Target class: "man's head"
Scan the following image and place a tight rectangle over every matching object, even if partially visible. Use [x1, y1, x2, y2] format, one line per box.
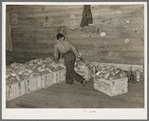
[57, 33, 65, 40]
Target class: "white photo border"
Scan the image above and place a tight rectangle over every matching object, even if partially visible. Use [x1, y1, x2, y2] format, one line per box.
[2, 2, 148, 119]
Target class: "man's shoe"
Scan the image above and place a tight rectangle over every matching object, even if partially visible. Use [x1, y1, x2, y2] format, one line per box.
[82, 80, 87, 87]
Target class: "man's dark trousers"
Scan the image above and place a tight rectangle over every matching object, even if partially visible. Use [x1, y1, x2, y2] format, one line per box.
[63, 51, 85, 85]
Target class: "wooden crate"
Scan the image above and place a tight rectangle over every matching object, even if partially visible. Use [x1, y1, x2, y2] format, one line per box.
[51, 71, 60, 84]
[36, 76, 42, 89]
[6, 81, 25, 101]
[6, 69, 66, 100]
[94, 76, 128, 97]
[52, 72, 57, 84]
[56, 71, 60, 83]
[41, 73, 53, 88]
[74, 66, 94, 81]
[24, 76, 42, 94]
[59, 69, 66, 82]
[41, 69, 66, 88]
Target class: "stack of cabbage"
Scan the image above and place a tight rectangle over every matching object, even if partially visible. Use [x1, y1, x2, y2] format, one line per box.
[95, 64, 128, 81]
[6, 57, 65, 85]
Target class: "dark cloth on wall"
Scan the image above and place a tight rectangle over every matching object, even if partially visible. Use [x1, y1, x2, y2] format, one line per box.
[80, 5, 93, 28]
[6, 12, 12, 51]
[63, 51, 85, 85]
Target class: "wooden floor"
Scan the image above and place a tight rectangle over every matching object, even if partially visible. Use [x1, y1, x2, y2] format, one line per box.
[6, 78, 144, 108]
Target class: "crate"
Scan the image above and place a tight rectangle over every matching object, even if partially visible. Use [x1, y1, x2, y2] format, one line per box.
[59, 69, 66, 82]
[24, 76, 42, 94]
[51, 72, 57, 84]
[94, 76, 128, 97]
[6, 81, 26, 101]
[41, 73, 53, 88]
[74, 66, 94, 81]
[36, 76, 42, 89]
[6, 69, 66, 101]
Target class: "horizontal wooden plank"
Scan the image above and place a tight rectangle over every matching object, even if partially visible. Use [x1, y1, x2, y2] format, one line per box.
[13, 52, 53, 58]
[13, 57, 36, 63]
[120, 51, 144, 58]
[9, 4, 143, 10]
[13, 54, 54, 63]
[12, 38, 24, 42]
[6, 51, 13, 56]
[13, 42, 49, 48]
[6, 56, 14, 61]
[11, 33, 24, 38]
[36, 39, 56, 44]
[97, 45, 144, 52]
[121, 57, 144, 65]
[96, 50, 144, 58]
[82, 55, 144, 65]
[77, 49, 143, 58]
[35, 36, 53, 40]
[17, 15, 66, 23]
[67, 29, 144, 38]
[91, 62, 144, 72]
[75, 44, 95, 50]
[11, 28, 25, 33]
[75, 43, 144, 52]
[10, 5, 83, 14]
[13, 21, 66, 28]
[13, 47, 54, 53]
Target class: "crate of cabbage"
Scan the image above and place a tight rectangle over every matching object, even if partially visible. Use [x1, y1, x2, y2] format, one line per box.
[6, 57, 66, 101]
[93, 65, 128, 97]
[6, 69, 66, 100]
[74, 60, 95, 81]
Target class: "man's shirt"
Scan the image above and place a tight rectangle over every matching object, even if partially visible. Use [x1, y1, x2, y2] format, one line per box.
[54, 40, 79, 60]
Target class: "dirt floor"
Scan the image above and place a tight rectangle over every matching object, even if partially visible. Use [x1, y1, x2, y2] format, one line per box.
[6, 78, 144, 108]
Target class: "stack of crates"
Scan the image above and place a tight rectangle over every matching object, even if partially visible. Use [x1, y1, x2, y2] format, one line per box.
[6, 69, 66, 101]
[94, 76, 128, 97]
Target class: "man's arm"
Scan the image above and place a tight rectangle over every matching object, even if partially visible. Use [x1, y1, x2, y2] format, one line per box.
[54, 45, 59, 63]
[68, 41, 81, 58]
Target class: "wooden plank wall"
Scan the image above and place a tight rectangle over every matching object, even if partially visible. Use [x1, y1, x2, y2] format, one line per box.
[6, 5, 144, 65]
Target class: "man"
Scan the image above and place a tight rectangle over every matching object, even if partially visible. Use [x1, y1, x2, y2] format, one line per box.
[54, 33, 87, 86]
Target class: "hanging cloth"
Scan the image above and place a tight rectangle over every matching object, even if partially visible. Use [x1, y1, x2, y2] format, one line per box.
[6, 12, 12, 51]
[80, 5, 93, 28]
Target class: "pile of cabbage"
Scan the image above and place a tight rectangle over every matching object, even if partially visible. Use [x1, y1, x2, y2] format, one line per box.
[95, 64, 128, 81]
[6, 57, 65, 85]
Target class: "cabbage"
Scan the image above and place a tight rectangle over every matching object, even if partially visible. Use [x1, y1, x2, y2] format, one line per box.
[11, 72, 17, 77]
[119, 71, 127, 78]
[110, 70, 116, 76]
[107, 75, 114, 80]
[102, 72, 110, 80]
[10, 62, 18, 68]
[115, 68, 122, 74]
